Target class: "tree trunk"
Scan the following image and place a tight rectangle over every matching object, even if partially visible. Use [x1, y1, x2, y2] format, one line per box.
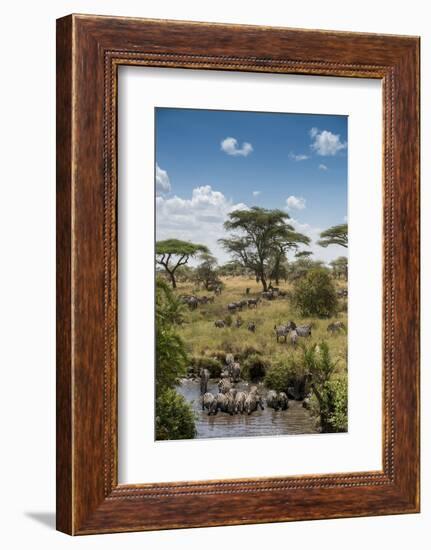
[167, 270, 176, 289]
[260, 275, 268, 291]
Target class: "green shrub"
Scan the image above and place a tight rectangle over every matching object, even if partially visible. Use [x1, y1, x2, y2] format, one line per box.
[326, 377, 348, 432]
[156, 280, 189, 394]
[155, 389, 197, 440]
[190, 356, 223, 378]
[238, 345, 262, 359]
[264, 359, 292, 393]
[242, 353, 268, 381]
[298, 341, 347, 432]
[292, 268, 337, 318]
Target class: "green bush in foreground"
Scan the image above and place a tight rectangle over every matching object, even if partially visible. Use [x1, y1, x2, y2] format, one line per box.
[292, 268, 337, 318]
[301, 342, 347, 433]
[264, 359, 293, 393]
[155, 388, 197, 440]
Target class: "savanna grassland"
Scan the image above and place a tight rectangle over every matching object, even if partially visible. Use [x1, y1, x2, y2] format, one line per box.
[176, 275, 347, 380]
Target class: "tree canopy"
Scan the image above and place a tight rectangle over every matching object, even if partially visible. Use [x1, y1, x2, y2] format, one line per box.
[219, 207, 310, 290]
[295, 250, 313, 259]
[155, 239, 209, 288]
[317, 224, 348, 248]
[195, 252, 221, 290]
[329, 256, 348, 280]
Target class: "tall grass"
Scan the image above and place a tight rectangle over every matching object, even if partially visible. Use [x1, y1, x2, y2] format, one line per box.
[174, 276, 347, 377]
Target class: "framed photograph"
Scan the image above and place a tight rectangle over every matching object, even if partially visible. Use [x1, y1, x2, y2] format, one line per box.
[56, 14, 420, 535]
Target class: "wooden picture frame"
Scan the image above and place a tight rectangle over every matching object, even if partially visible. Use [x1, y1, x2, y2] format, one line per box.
[56, 14, 420, 535]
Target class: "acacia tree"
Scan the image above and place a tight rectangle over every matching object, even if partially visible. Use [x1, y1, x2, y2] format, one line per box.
[195, 252, 220, 290]
[295, 250, 313, 259]
[156, 239, 209, 288]
[330, 256, 348, 280]
[269, 231, 311, 285]
[317, 224, 348, 248]
[219, 207, 309, 291]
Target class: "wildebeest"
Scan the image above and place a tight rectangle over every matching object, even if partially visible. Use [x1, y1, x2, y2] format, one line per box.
[214, 319, 226, 328]
[296, 324, 312, 337]
[238, 300, 248, 309]
[327, 321, 346, 334]
[227, 302, 239, 312]
[214, 286, 222, 295]
[274, 324, 290, 343]
[247, 321, 256, 333]
[202, 392, 218, 415]
[187, 296, 199, 310]
[235, 317, 243, 328]
[244, 392, 265, 415]
[262, 291, 275, 300]
[247, 298, 260, 308]
[200, 368, 210, 394]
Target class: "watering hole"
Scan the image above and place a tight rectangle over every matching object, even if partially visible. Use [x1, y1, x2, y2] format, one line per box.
[177, 379, 319, 440]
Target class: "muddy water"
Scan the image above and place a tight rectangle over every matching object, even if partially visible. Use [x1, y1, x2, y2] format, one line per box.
[177, 379, 319, 439]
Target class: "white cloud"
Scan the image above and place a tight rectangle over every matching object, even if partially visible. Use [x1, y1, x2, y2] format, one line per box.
[156, 185, 247, 263]
[289, 152, 310, 161]
[221, 137, 253, 157]
[310, 128, 347, 156]
[155, 164, 171, 195]
[252, 190, 261, 197]
[318, 163, 328, 171]
[286, 195, 306, 210]
[289, 217, 346, 264]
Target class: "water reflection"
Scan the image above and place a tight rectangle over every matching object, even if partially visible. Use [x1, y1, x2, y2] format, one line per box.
[177, 379, 318, 439]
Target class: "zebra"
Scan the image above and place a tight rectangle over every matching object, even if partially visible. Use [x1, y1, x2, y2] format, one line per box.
[200, 368, 210, 394]
[218, 378, 232, 394]
[231, 362, 241, 382]
[274, 324, 290, 343]
[296, 324, 312, 337]
[202, 393, 218, 415]
[234, 391, 247, 414]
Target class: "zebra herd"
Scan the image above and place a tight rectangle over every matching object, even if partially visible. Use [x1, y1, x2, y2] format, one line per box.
[200, 353, 290, 417]
[184, 285, 346, 347]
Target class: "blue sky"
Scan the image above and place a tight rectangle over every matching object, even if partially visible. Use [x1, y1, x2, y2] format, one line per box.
[155, 107, 347, 264]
